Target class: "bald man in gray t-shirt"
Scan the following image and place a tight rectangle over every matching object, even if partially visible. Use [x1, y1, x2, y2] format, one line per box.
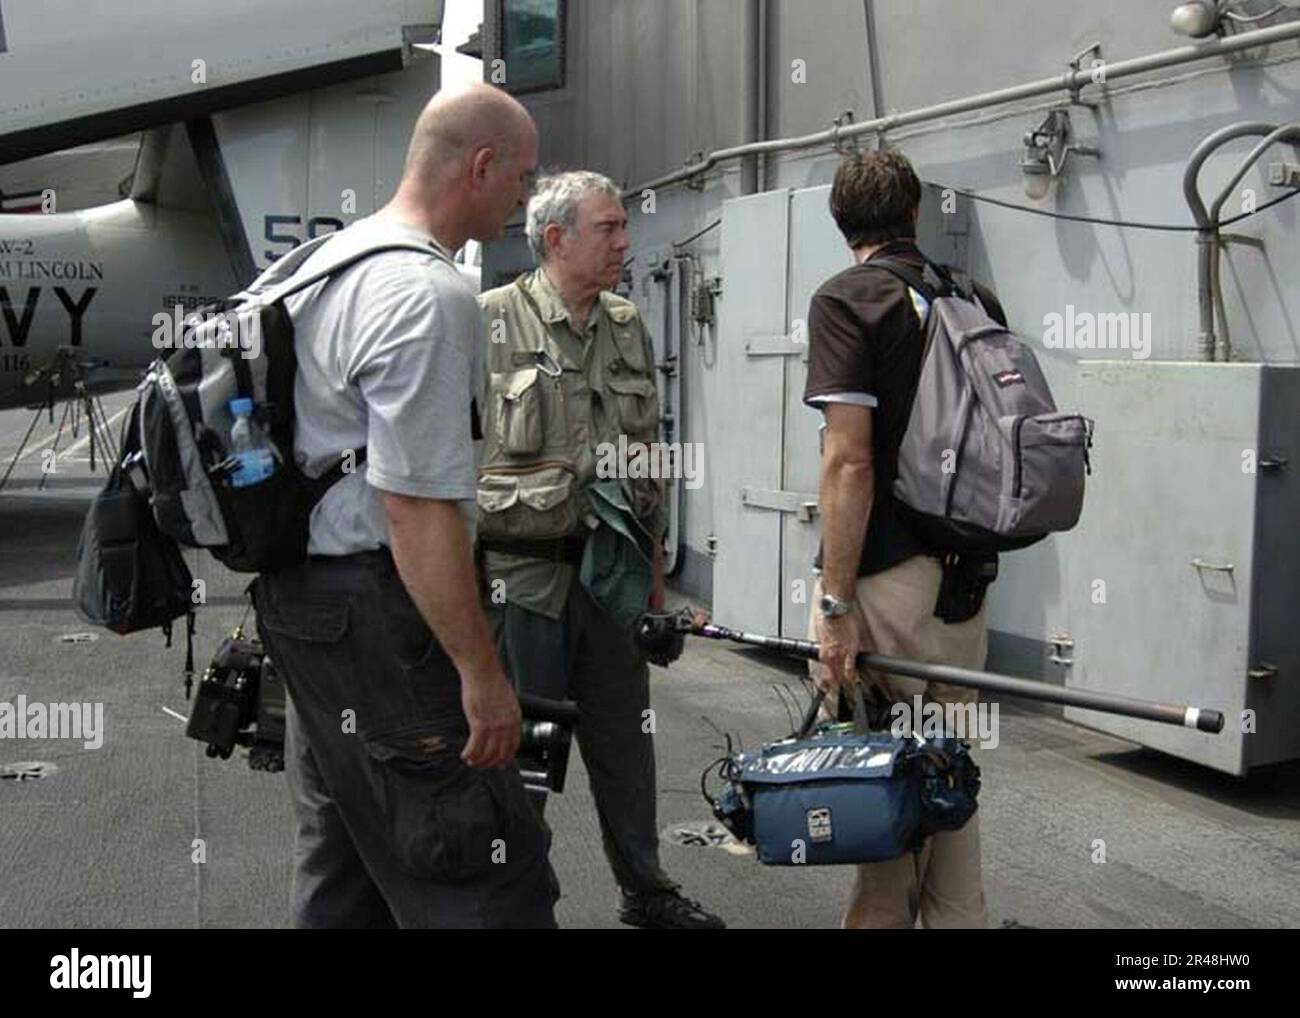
[252, 84, 557, 929]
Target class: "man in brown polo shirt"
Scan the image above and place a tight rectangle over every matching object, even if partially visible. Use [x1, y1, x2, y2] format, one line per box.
[804, 149, 1007, 929]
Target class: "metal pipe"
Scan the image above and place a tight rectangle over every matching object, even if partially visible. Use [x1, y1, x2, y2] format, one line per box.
[671, 256, 692, 577]
[690, 621, 1227, 734]
[1224, 4, 1289, 24]
[1208, 123, 1300, 222]
[623, 20, 1300, 199]
[740, 0, 762, 195]
[758, 0, 772, 190]
[1183, 121, 1274, 359]
[1206, 123, 1300, 360]
[1210, 236, 1233, 361]
[863, 0, 887, 127]
[1182, 120, 1300, 360]
[653, 258, 680, 574]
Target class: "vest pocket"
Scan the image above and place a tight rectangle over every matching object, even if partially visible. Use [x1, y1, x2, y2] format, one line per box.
[496, 367, 544, 456]
[477, 465, 578, 541]
[606, 376, 659, 437]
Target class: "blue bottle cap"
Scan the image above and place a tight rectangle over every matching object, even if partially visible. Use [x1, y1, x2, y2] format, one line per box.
[229, 397, 254, 416]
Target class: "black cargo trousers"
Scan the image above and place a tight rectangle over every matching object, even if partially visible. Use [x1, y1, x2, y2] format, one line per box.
[252, 550, 559, 929]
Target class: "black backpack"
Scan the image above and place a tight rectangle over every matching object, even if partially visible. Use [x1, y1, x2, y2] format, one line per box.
[73, 233, 449, 650]
[136, 233, 445, 572]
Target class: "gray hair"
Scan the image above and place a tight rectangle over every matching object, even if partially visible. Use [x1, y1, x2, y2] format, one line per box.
[525, 170, 622, 263]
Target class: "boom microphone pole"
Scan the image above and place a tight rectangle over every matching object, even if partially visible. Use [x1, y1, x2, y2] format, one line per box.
[636, 611, 1226, 735]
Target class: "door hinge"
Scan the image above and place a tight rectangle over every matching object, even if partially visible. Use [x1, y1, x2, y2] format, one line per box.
[1048, 633, 1074, 667]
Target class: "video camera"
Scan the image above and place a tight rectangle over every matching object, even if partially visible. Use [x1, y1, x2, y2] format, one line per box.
[184, 627, 286, 771]
[515, 693, 578, 795]
[185, 627, 579, 792]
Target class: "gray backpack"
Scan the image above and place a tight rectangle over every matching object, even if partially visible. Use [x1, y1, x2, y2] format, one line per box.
[870, 257, 1092, 553]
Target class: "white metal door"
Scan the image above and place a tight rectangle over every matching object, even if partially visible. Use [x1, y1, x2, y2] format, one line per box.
[709, 190, 790, 634]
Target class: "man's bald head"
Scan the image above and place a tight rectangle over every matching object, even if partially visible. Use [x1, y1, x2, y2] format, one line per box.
[401, 82, 535, 186]
[385, 83, 538, 249]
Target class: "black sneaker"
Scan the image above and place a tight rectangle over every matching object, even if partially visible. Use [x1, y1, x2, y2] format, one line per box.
[619, 889, 726, 930]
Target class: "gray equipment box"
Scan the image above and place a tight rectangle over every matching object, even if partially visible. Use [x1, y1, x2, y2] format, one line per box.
[1064, 361, 1300, 774]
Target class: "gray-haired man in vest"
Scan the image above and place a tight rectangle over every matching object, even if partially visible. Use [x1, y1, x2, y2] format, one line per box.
[477, 171, 724, 929]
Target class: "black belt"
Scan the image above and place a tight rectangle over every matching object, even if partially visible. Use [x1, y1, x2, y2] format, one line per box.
[479, 535, 587, 565]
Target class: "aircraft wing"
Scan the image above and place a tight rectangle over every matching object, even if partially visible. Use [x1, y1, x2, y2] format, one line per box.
[0, 0, 443, 165]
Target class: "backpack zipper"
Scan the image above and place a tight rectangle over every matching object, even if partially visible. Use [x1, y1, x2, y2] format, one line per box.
[1013, 413, 1089, 499]
[1012, 415, 1026, 500]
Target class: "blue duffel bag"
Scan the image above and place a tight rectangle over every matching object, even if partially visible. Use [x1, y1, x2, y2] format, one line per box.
[705, 687, 979, 865]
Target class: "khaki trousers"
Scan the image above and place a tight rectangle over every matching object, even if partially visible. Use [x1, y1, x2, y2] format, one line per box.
[809, 554, 989, 929]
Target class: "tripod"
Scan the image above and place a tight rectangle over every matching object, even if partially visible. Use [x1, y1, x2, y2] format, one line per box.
[0, 349, 121, 495]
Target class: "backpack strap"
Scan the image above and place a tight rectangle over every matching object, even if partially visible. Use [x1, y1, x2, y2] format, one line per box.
[254, 236, 448, 508]
[945, 266, 977, 303]
[302, 448, 368, 508]
[237, 233, 335, 298]
[259, 237, 454, 308]
[222, 234, 452, 401]
[939, 264, 986, 313]
[865, 255, 936, 302]
[865, 254, 969, 304]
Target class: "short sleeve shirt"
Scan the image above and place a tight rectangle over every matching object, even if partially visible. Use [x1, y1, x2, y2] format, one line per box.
[283, 214, 485, 556]
[802, 240, 1006, 576]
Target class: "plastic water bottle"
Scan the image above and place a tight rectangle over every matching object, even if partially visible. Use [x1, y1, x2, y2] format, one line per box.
[227, 398, 276, 487]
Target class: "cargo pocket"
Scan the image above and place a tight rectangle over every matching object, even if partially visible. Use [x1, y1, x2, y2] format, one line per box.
[1000, 413, 1090, 536]
[495, 367, 544, 456]
[258, 594, 350, 645]
[255, 595, 352, 716]
[606, 376, 659, 437]
[256, 598, 351, 652]
[363, 722, 546, 883]
[476, 465, 578, 541]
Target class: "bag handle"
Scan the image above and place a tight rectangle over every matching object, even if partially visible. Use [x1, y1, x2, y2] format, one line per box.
[796, 683, 875, 738]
